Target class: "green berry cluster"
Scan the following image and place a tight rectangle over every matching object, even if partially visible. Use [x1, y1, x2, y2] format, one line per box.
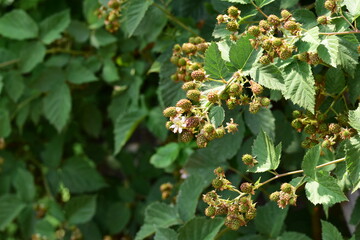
[203, 167, 257, 230]
[241, 154, 258, 167]
[269, 183, 298, 208]
[324, 0, 341, 13]
[160, 183, 173, 200]
[96, 0, 124, 32]
[296, 51, 322, 65]
[216, 6, 242, 40]
[249, 10, 302, 64]
[290, 110, 355, 149]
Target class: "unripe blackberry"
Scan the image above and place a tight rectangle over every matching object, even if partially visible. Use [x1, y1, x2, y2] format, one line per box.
[260, 97, 270, 107]
[212, 178, 223, 189]
[189, 37, 196, 44]
[170, 56, 179, 65]
[297, 52, 309, 62]
[329, 123, 341, 134]
[279, 48, 292, 60]
[184, 74, 192, 82]
[317, 15, 329, 25]
[229, 83, 242, 94]
[182, 82, 197, 91]
[292, 110, 302, 118]
[176, 99, 192, 111]
[180, 131, 194, 143]
[317, 113, 327, 122]
[191, 70, 206, 81]
[242, 154, 257, 166]
[215, 128, 225, 138]
[216, 204, 228, 215]
[214, 167, 225, 177]
[272, 38, 283, 47]
[185, 117, 200, 128]
[245, 208, 256, 220]
[318, 123, 328, 133]
[336, 114, 348, 126]
[203, 123, 215, 133]
[261, 39, 272, 51]
[240, 182, 254, 194]
[197, 43, 208, 52]
[304, 124, 317, 135]
[226, 98, 237, 109]
[267, 14, 281, 26]
[205, 206, 216, 217]
[226, 21, 239, 32]
[195, 36, 205, 44]
[160, 182, 173, 192]
[203, 191, 218, 204]
[196, 134, 208, 148]
[225, 217, 242, 230]
[248, 26, 261, 37]
[166, 121, 172, 129]
[207, 91, 219, 103]
[239, 204, 249, 213]
[216, 14, 225, 24]
[186, 89, 201, 101]
[301, 138, 312, 148]
[249, 100, 261, 114]
[281, 183, 294, 194]
[220, 91, 229, 100]
[178, 58, 187, 66]
[284, 21, 298, 31]
[291, 119, 303, 130]
[340, 128, 351, 139]
[259, 20, 270, 31]
[108, 0, 120, 9]
[259, 55, 271, 64]
[163, 107, 177, 117]
[308, 52, 321, 65]
[250, 39, 257, 49]
[324, 0, 336, 11]
[281, 9, 292, 19]
[173, 44, 181, 52]
[289, 197, 297, 206]
[322, 139, 332, 148]
[269, 191, 281, 201]
[227, 6, 240, 18]
[249, 80, 263, 95]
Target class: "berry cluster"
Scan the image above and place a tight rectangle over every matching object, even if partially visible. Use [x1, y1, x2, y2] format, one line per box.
[324, 0, 341, 13]
[269, 183, 298, 208]
[203, 167, 257, 230]
[290, 110, 355, 149]
[216, 6, 242, 40]
[96, 0, 124, 32]
[241, 154, 258, 167]
[164, 38, 271, 147]
[160, 182, 173, 200]
[248, 10, 301, 64]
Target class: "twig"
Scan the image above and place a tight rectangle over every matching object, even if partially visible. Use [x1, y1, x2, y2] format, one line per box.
[250, 0, 268, 18]
[0, 59, 19, 68]
[319, 30, 360, 36]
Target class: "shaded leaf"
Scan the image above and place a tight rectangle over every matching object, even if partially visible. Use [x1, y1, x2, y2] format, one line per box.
[19, 41, 46, 73]
[178, 217, 224, 240]
[321, 220, 343, 240]
[65, 195, 97, 225]
[0, 194, 25, 231]
[40, 9, 71, 44]
[302, 144, 321, 179]
[13, 168, 36, 202]
[0, 9, 38, 40]
[348, 106, 360, 132]
[255, 202, 288, 238]
[150, 143, 180, 168]
[122, 0, 153, 37]
[155, 228, 178, 240]
[245, 107, 275, 140]
[345, 136, 360, 192]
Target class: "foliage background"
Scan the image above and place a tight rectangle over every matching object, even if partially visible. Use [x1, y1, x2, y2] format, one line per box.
[0, 0, 359, 239]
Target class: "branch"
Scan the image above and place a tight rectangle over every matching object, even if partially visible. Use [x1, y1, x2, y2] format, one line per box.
[250, 0, 268, 18]
[319, 30, 360, 36]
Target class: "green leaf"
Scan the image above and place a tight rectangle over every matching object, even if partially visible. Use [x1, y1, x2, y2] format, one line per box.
[60, 156, 106, 194]
[65, 195, 97, 225]
[0, 9, 38, 40]
[0, 108, 11, 138]
[345, 136, 360, 192]
[18, 41, 46, 73]
[209, 106, 225, 127]
[177, 175, 208, 222]
[204, 43, 230, 80]
[348, 106, 360, 132]
[146, 107, 168, 141]
[349, 68, 360, 104]
[122, 0, 153, 37]
[344, 0, 360, 19]
[39, 9, 70, 44]
[13, 168, 36, 202]
[150, 143, 180, 168]
[66, 62, 97, 84]
[305, 172, 348, 205]
[102, 58, 120, 82]
[223, 0, 250, 3]
[337, 36, 359, 77]
[245, 107, 275, 140]
[302, 27, 321, 47]
[229, 35, 260, 71]
[293, 9, 317, 29]
[103, 202, 130, 234]
[90, 28, 117, 48]
[67, 20, 90, 43]
[114, 110, 147, 155]
[43, 82, 72, 132]
[178, 217, 224, 240]
[249, 64, 285, 92]
[321, 220, 343, 240]
[325, 68, 345, 95]
[155, 228, 178, 240]
[301, 144, 321, 179]
[318, 35, 339, 67]
[4, 71, 25, 102]
[41, 135, 64, 168]
[255, 0, 274, 7]
[315, 0, 328, 16]
[249, 131, 281, 173]
[279, 232, 311, 240]
[283, 61, 315, 114]
[255, 202, 288, 238]
[83, 0, 103, 28]
[350, 196, 360, 225]
[0, 194, 25, 231]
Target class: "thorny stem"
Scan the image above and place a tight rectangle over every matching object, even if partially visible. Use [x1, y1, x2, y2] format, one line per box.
[152, 2, 198, 36]
[250, 0, 268, 18]
[255, 157, 346, 189]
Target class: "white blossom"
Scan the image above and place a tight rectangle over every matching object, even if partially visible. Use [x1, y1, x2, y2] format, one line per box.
[169, 116, 187, 133]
